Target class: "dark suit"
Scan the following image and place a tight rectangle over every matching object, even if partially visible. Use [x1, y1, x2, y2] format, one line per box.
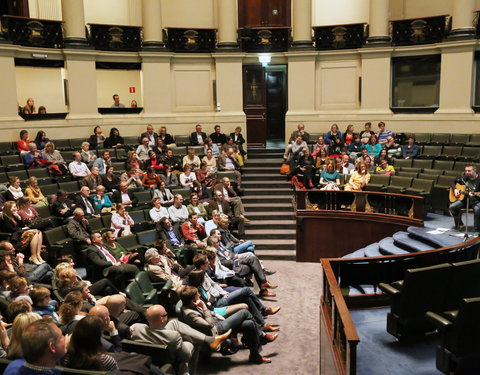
[52, 199, 76, 222]
[66, 218, 92, 251]
[74, 194, 100, 217]
[158, 226, 197, 266]
[112, 190, 138, 208]
[80, 174, 103, 190]
[207, 199, 244, 236]
[85, 244, 138, 288]
[230, 132, 246, 155]
[210, 132, 227, 145]
[140, 131, 158, 146]
[189, 131, 208, 146]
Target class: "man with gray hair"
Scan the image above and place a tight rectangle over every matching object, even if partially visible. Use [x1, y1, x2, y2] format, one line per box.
[66, 208, 92, 250]
[167, 194, 189, 226]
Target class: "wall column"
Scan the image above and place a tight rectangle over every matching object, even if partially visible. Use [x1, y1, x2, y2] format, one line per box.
[217, 0, 239, 50]
[61, 0, 88, 48]
[366, 0, 390, 45]
[291, 0, 313, 49]
[142, 0, 165, 49]
[449, 0, 476, 39]
[360, 49, 392, 114]
[0, 51, 21, 121]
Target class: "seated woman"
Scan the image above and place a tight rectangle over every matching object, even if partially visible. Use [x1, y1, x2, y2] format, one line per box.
[149, 197, 169, 223]
[127, 151, 144, 175]
[92, 185, 113, 213]
[196, 162, 216, 188]
[187, 193, 208, 223]
[288, 148, 315, 189]
[33, 130, 50, 151]
[153, 137, 168, 157]
[315, 148, 330, 170]
[360, 122, 373, 145]
[111, 203, 134, 237]
[161, 165, 179, 188]
[202, 148, 218, 173]
[158, 126, 175, 147]
[24, 177, 48, 207]
[101, 166, 120, 193]
[104, 127, 125, 149]
[58, 291, 85, 333]
[6, 276, 33, 304]
[88, 126, 105, 149]
[325, 124, 342, 144]
[144, 150, 164, 171]
[142, 166, 162, 190]
[344, 162, 371, 191]
[43, 142, 67, 174]
[102, 230, 140, 265]
[16, 130, 30, 154]
[154, 180, 174, 206]
[348, 134, 364, 162]
[24, 143, 45, 169]
[179, 164, 197, 189]
[5, 176, 24, 201]
[375, 157, 395, 176]
[180, 285, 272, 364]
[80, 141, 97, 166]
[62, 315, 119, 372]
[6, 312, 42, 360]
[22, 99, 36, 115]
[319, 162, 340, 190]
[17, 196, 54, 231]
[312, 136, 328, 158]
[328, 135, 345, 158]
[0, 201, 45, 264]
[363, 155, 375, 173]
[342, 124, 356, 146]
[365, 134, 382, 159]
[375, 149, 392, 166]
[217, 217, 254, 254]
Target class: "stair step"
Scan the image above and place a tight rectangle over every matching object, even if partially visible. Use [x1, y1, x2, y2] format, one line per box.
[243, 195, 292, 204]
[247, 148, 284, 154]
[247, 221, 296, 229]
[243, 174, 286, 181]
[256, 249, 296, 261]
[245, 212, 295, 220]
[243, 167, 282, 174]
[244, 203, 293, 212]
[243, 181, 290, 189]
[248, 153, 284, 159]
[246, 229, 296, 239]
[244, 188, 291, 196]
[254, 239, 296, 250]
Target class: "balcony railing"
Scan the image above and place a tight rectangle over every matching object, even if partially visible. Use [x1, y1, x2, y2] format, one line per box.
[88, 23, 142, 52]
[391, 15, 451, 46]
[165, 28, 216, 53]
[1, 15, 63, 48]
[313, 23, 367, 50]
[238, 27, 291, 52]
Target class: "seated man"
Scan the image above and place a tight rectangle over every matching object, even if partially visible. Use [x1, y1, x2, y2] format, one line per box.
[103, 294, 144, 340]
[88, 304, 123, 352]
[340, 154, 355, 175]
[214, 177, 250, 222]
[131, 304, 231, 375]
[167, 194, 189, 226]
[283, 123, 310, 161]
[4, 319, 66, 375]
[285, 134, 308, 165]
[111, 94, 125, 108]
[69, 151, 90, 179]
[66, 208, 92, 251]
[141, 124, 158, 147]
[158, 217, 197, 265]
[144, 245, 193, 288]
[207, 191, 245, 237]
[205, 209, 220, 235]
[190, 124, 207, 146]
[74, 186, 100, 218]
[120, 165, 144, 191]
[402, 136, 420, 160]
[136, 137, 152, 161]
[375, 158, 395, 175]
[86, 232, 139, 289]
[449, 163, 480, 231]
[208, 231, 277, 298]
[163, 148, 183, 172]
[112, 182, 139, 209]
[80, 166, 103, 191]
[210, 124, 227, 146]
[384, 136, 402, 159]
[218, 147, 242, 187]
[376, 121, 393, 145]
[181, 213, 206, 248]
[182, 148, 201, 170]
[52, 189, 76, 223]
[92, 150, 111, 175]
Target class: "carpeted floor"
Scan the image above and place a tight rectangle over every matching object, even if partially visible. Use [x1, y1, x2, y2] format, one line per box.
[197, 259, 322, 375]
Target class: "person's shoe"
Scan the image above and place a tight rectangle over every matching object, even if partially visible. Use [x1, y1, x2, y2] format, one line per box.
[209, 329, 232, 351]
[263, 268, 276, 276]
[249, 353, 272, 364]
[261, 333, 279, 344]
[263, 306, 281, 316]
[244, 278, 254, 287]
[259, 289, 276, 298]
[262, 324, 280, 332]
[240, 215, 251, 223]
[29, 257, 41, 265]
[261, 282, 278, 289]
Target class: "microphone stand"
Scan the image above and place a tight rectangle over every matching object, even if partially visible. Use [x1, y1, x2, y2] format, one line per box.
[464, 192, 470, 241]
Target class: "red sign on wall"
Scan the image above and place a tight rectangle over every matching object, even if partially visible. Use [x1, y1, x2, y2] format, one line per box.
[129, 87, 135, 93]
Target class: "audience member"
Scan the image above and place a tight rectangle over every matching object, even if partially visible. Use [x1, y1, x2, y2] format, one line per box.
[163, 148, 182, 171]
[67, 208, 92, 251]
[149, 197, 169, 223]
[288, 147, 315, 189]
[43, 142, 67, 173]
[22, 99, 36, 115]
[167, 194, 189, 225]
[190, 124, 208, 146]
[210, 125, 227, 145]
[181, 213, 206, 248]
[204, 138, 220, 158]
[359, 122, 373, 144]
[325, 124, 342, 144]
[120, 165, 143, 191]
[182, 148, 201, 169]
[187, 193, 208, 222]
[142, 166, 162, 189]
[402, 136, 420, 159]
[158, 217, 196, 264]
[93, 185, 113, 213]
[140, 124, 158, 147]
[111, 204, 134, 237]
[158, 126, 175, 146]
[145, 150, 164, 171]
[80, 142, 97, 166]
[92, 150, 111, 175]
[103, 231, 140, 265]
[24, 143, 45, 169]
[75, 186, 99, 218]
[384, 136, 402, 159]
[376, 121, 393, 145]
[153, 180, 174, 206]
[214, 177, 250, 222]
[6, 312, 42, 360]
[179, 164, 197, 188]
[52, 190, 76, 223]
[144, 244, 192, 287]
[218, 147, 243, 186]
[201, 148, 217, 173]
[69, 152, 90, 179]
[101, 166, 120, 192]
[110, 94, 125, 108]
[230, 126, 246, 156]
[38, 106, 47, 114]
[88, 126, 105, 149]
[104, 127, 125, 149]
[342, 124, 356, 145]
[80, 166, 102, 191]
[112, 182, 138, 209]
[33, 131, 50, 151]
[6, 176, 24, 201]
[24, 178, 46, 210]
[365, 134, 382, 159]
[136, 137, 152, 161]
[152, 137, 168, 157]
[30, 286, 59, 322]
[376, 158, 395, 175]
[344, 162, 371, 191]
[17, 197, 54, 231]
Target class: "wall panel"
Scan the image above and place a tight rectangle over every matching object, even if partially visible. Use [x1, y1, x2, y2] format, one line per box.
[172, 65, 213, 111]
[317, 60, 360, 109]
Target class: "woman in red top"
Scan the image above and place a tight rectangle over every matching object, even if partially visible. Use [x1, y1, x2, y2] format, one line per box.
[17, 130, 30, 153]
[343, 124, 355, 146]
[144, 150, 164, 171]
[142, 167, 162, 189]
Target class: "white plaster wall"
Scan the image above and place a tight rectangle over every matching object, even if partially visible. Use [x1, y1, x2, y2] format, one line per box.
[96, 69, 142, 107]
[313, 0, 369, 26]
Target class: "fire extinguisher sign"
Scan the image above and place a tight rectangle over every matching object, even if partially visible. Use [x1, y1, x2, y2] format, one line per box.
[129, 87, 135, 93]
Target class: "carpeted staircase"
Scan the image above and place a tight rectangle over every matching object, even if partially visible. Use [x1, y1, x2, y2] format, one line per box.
[242, 147, 296, 260]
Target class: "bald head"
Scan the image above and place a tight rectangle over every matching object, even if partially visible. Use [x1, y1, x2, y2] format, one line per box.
[146, 304, 168, 329]
[89, 305, 110, 328]
[105, 294, 126, 318]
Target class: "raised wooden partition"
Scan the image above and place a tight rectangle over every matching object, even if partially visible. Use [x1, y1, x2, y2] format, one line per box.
[294, 188, 425, 262]
[320, 237, 480, 375]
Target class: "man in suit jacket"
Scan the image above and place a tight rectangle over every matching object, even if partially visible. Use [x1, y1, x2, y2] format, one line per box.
[140, 124, 158, 147]
[214, 177, 250, 222]
[52, 189, 76, 223]
[112, 182, 138, 209]
[207, 190, 245, 236]
[158, 217, 196, 265]
[230, 126, 246, 156]
[66, 208, 92, 251]
[74, 186, 100, 218]
[86, 232, 138, 289]
[189, 124, 207, 146]
[210, 125, 227, 145]
[131, 304, 230, 375]
[80, 166, 103, 191]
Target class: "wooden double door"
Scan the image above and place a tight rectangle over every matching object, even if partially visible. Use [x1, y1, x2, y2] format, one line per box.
[238, 0, 291, 27]
[243, 65, 287, 146]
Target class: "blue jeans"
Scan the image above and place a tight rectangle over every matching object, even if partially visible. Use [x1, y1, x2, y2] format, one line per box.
[216, 287, 266, 326]
[216, 309, 262, 355]
[449, 199, 480, 229]
[233, 241, 255, 254]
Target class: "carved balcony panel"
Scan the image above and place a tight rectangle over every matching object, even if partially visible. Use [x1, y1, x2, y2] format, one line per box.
[391, 15, 451, 46]
[1, 15, 63, 48]
[88, 24, 142, 52]
[166, 28, 216, 53]
[313, 23, 367, 50]
[238, 27, 291, 52]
